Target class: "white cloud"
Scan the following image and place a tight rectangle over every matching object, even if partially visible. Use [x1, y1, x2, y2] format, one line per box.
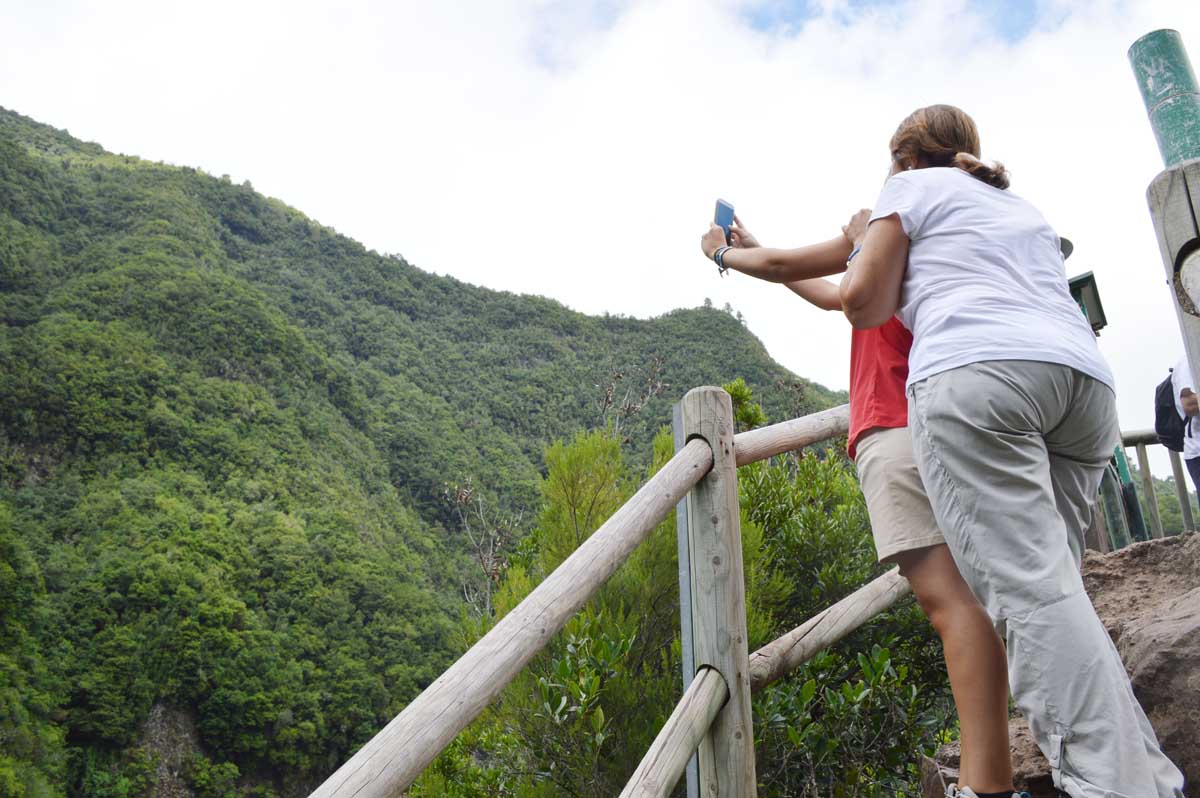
[2, 0, 1199, 477]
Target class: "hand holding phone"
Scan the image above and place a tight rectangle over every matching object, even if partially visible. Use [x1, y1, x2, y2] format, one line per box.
[714, 199, 734, 245]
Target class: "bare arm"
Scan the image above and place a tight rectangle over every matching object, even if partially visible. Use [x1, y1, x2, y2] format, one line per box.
[718, 235, 853, 283]
[700, 220, 852, 283]
[784, 277, 843, 311]
[840, 214, 909, 328]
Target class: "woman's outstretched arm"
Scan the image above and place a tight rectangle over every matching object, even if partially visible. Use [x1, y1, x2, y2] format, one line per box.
[699, 210, 869, 284]
[700, 228, 851, 283]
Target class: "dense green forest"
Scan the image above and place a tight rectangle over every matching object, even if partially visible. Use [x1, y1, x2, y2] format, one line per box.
[0, 106, 873, 798]
[5, 104, 1193, 798]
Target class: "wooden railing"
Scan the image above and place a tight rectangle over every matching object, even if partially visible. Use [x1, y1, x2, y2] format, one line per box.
[307, 392, 902, 798]
[1121, 429, 1195, 537]
[306, 387, 1198, 798]
[309, 433, 714, 798]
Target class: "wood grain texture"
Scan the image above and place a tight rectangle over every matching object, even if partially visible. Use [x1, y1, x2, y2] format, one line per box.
[618, 667, 728, 798]
[1087, 503, 1113, 554]
[1181, 249, 1200, 310]
[1135, 443, 1166, 539]
[307, 438, 714, 798]
[1168, 449, 1195, 532]
[748, 569, 910, 693]
[1147, 162, 1200, 400]
[1147, 161, 1200, 279]
[1121, 429, 1158, 447]
[733, 405, 849, 466]
[681, 387, 756, 798]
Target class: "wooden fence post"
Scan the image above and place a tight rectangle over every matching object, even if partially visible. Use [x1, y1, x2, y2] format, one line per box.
[1085, 505, 1112, 553]
[1134, 443, 1165, 539]
[1168, 449, 1195, 532]
[681, 387, 756, 798]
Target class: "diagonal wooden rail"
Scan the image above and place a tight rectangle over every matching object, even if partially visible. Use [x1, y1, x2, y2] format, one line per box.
[309, 437, 711, 798]
[749, 568, 910, 693]
[308, 403, 851, 798]
[618, 666, 729, 798]
[734, 405, 850, 466]
[620, 569, 911, 798]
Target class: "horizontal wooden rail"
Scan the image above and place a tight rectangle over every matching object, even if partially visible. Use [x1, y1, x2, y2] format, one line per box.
[734, 404, 849, 466]
[308, 438, 714, 798]
[619, 666, 728, 798]
[749, 569, 910, 693]
[1121, 428, 1158, 447]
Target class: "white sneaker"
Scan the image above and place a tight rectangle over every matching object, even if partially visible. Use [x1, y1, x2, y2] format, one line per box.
[945, 785, 1030, 798]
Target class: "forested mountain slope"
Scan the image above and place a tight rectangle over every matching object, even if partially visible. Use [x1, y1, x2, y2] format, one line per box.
[0, 107, 843, 796]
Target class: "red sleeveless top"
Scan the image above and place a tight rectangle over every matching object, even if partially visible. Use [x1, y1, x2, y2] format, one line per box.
[847, 317, 912, 460]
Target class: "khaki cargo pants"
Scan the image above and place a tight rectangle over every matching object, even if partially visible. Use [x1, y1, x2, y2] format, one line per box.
[908, 361, 1185, 798]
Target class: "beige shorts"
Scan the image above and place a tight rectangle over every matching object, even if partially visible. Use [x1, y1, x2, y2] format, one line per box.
[853, 426, 944, 562]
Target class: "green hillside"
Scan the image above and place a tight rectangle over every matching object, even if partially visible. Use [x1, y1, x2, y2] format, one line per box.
[0, 107, 844, 797]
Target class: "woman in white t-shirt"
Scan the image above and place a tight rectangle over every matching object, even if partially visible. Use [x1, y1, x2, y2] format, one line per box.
[839, 105, 1184, 798]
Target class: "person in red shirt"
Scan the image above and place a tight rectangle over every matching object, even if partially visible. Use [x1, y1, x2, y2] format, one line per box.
[699, 213, 1014, 796]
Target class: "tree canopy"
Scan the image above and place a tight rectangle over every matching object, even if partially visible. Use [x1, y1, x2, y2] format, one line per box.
[0, 106, 845, 797]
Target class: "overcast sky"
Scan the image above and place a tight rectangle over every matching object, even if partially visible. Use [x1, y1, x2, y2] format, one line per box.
[3, 0, 1200, 476]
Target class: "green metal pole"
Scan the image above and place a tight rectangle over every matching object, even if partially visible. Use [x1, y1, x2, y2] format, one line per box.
[1131, 30, 1200, 546]
[1100, 465, 1133, 550]
[1129, 29, 1200, 168]
[1112, 447, 1149, 541]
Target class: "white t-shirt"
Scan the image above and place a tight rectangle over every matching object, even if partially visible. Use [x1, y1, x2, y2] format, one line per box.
[869, 167, 1114, 391]
[1171, 357, 1200, 459]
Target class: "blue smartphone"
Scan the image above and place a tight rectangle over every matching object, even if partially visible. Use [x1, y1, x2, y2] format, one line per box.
[714, 199, 734, 245]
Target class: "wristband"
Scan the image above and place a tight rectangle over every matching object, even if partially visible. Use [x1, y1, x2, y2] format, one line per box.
[846, 244, 863, 266]
[713, 246, 732, 275]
